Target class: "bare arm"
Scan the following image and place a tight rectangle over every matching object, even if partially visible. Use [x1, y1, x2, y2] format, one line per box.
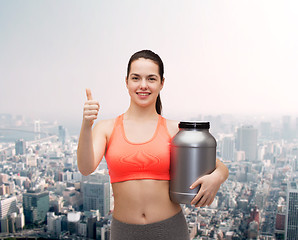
[77, 89, 106, 176]
[213, 158, 229, 183]
[190, 158, 229, 207]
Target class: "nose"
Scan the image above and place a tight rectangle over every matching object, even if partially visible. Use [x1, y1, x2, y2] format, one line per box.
[140, 78, 148, 89]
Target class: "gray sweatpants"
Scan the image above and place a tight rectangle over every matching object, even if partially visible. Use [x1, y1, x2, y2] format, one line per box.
[110, 210, 190, 240]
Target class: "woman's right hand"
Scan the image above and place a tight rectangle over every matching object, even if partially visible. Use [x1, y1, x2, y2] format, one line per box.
[83, 88, 100, 127]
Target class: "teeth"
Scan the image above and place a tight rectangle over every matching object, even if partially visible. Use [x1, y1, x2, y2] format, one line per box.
[138, 93, 150, 96]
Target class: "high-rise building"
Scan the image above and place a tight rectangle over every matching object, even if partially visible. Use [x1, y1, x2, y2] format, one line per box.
[23, 190, 49, 224]
[295, 117, 298, 139]
[275, 212, 285, 237]
[0, 185, 6, 196]
[26, 154, 37, 167]
[96, 219, 111, 240]
[248, 221, 258, 239]
[259, 122, 272, 139]
[282, 116, 292, 141]
[67, 212, 81, 235]
[0, 217, 9, 233]
[292, 148, 298, 172]
[62, 187, 82, 210]
[221, 136, 234, 161]
[235, 125, 258, 162]
[285, 181, 298, 239]
[47, 212, 62, 237]
[0, 196, 17, 219]
[58, 126, 66, 144]
[15, 139, 26, 155]
[78, 219, 87, 238]
[0, 182, 14, 196]
[87, 215, 97, 239]
[82, 180, 110, 217]
[15, 211, 25, 231]
[34, 120, 41, 140]
[8, 213, 16, 233]
[0, 174, 9, 184]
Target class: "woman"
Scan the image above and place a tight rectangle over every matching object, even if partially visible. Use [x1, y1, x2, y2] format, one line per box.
[77, 50, 229, 240]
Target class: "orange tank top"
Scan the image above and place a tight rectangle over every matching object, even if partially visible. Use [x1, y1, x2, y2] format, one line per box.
[105, 114, 172, 183]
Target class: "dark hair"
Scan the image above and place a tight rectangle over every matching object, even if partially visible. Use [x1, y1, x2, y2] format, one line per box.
[127, 50, 164, 115]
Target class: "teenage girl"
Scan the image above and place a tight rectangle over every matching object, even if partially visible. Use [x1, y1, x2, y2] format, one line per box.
[77, 50, 229, 240]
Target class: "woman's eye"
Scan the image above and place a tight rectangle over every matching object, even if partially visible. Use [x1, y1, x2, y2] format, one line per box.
[149, 78, 156, 81]
[132, 77, 139, 80]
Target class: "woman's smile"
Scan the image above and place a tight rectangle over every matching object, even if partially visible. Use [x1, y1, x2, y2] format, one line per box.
[136, 92, 151, 99]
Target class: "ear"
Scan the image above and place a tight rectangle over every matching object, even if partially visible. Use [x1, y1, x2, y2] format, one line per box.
[160, 77, 165, 90]
[125, 76, 128, 88]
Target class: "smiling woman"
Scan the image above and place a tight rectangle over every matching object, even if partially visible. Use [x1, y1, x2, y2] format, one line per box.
[125, 57, 164, 114]
[126, 50, 165, 115]
[77, 50, 229, 240]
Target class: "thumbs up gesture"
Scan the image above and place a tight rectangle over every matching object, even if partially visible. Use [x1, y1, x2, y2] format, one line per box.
[83, 88, 100, 126]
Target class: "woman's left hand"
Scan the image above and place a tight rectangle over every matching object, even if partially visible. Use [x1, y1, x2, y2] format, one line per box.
[189, 170, 223, 207]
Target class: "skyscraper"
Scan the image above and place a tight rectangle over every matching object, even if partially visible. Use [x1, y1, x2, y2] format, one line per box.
[34, 120, 41, 140]
[0, 196, 17, 219]
[46, 212, 62, 237]
[235, 125, 258, 162]
[81, 172, 110, 216]
[23, 190, 49, 224]
[221, 136, 234, 161]
[58, 126, 66, 144]
[282, 116, 292, 141]
[67, 212, 81, 236]
[285, 181, 298, 239]
[82, 180, 110, 217]
[87, 215, 97, 239]
[292, 148, 298, 172]
[15, 139, 26, 155]
[259, 122, 271, 139]
[295, 117, 298, 139]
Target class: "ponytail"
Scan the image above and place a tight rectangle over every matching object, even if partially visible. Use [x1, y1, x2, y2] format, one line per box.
[156, 94, 162, 115]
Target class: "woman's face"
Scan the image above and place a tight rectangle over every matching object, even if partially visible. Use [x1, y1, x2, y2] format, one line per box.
[126, 58, 164, 109]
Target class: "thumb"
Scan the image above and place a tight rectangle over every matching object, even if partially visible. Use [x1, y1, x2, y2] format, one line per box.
[86, 88, 93, 100]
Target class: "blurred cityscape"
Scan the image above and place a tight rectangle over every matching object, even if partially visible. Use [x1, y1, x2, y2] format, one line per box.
[0, 113, 297, 240]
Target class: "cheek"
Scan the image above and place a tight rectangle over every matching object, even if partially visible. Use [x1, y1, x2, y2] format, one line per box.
[127, 84, 139, 96]
[153, 83, 163, 92]
[127, 82, 136, 90]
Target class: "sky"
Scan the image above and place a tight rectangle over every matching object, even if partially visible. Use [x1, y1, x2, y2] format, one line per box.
[0, 0, 298, 128]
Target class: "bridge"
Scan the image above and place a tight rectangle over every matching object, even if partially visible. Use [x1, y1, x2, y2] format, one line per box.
[0, 135, 58, 153]
[0, 128, 50, 136]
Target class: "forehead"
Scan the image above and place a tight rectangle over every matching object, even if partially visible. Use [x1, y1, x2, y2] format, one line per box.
[129, 58, 159, 76]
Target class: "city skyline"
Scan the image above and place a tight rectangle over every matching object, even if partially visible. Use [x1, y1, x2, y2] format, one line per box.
[1, 112, 298, 139]
[0, 107, 297, 239]
[1, 0, 298, 125]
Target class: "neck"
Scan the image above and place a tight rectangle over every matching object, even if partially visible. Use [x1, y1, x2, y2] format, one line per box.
[125, 102, 159, 121]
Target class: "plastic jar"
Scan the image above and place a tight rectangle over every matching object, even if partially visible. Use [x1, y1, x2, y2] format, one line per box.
[170, 121, 217, 204]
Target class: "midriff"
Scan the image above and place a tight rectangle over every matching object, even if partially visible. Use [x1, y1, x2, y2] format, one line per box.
[112, 179, 181, 224]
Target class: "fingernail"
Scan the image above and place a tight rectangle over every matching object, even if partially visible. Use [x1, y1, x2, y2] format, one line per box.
[189, 186, 193, 189]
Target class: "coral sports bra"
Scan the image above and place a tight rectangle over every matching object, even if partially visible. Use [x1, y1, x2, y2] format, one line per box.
[105, 114, 172, 183]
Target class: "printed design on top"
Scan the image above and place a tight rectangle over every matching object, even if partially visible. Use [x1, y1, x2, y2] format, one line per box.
[119, 150, 161, 170]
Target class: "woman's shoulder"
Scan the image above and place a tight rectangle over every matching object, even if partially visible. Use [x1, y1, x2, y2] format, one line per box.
[164, 118, 179, 138]
[92, 117, 117, 136]
[95, 118, 116, 127]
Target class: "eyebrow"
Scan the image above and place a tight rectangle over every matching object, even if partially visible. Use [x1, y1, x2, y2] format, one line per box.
[130, 73, 158, 77]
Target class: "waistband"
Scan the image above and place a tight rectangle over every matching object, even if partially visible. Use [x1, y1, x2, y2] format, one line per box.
[110, 210, 189, 240]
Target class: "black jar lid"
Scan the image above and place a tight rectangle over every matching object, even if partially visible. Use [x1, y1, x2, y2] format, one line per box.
[179, 122, 210, 129]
